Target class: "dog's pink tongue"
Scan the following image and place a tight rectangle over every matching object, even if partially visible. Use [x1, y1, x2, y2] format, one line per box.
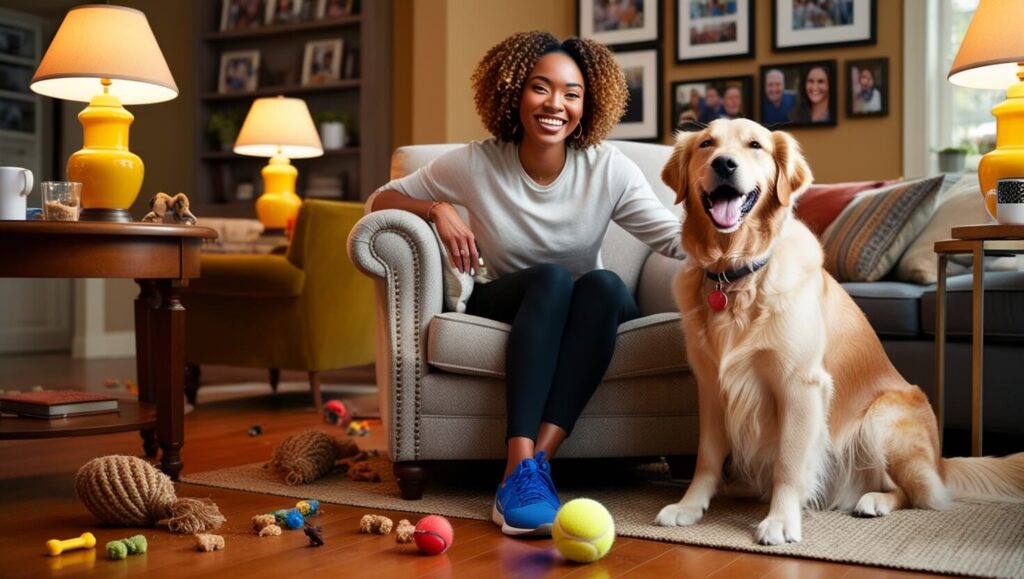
[710, 197, 743, 228]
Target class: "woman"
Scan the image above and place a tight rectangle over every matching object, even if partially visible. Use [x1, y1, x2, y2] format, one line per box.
[370, 31, 684, 537]
[793, 65, 831, 124]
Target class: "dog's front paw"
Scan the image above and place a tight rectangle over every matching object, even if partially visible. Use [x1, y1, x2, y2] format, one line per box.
[654, 503, 704, 527]
[755, 516, 801, 545]
[853, 492, 895, 517]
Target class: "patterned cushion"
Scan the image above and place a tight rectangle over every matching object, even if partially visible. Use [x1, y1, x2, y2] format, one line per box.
[821, 175, 945, 282]
[794, 180, 890, 236]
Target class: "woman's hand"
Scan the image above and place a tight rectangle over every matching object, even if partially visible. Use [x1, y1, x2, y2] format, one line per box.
[432, 203, 479, 275]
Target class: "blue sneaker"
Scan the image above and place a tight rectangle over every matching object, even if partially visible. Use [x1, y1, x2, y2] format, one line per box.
[491, 451, 561, 536]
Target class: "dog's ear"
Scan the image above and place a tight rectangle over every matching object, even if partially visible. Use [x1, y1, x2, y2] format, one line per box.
[771, 130, 812, 207]
[662, 131, 699, 205]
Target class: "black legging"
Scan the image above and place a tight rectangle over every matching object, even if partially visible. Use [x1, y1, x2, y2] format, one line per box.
[465, 264, 640, 440]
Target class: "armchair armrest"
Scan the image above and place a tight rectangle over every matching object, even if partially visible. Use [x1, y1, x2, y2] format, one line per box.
[188, 254, 305, 298]
[347, 209, 443, 462]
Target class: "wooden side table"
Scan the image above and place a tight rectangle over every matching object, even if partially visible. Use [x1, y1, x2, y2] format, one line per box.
[934, 223, 1024, 457]
[0, 221, 216, 479]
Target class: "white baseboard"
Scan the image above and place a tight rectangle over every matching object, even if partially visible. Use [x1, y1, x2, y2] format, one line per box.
[72, 331, 136, 360]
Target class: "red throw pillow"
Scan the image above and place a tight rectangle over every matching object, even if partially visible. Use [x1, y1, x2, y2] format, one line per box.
[795, 180, 893, 236]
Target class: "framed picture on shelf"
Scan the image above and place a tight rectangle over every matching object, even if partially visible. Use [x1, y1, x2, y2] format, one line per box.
[759, 60, 837, 128]
[0, 97, 34, 133]
[218, 50, 260, 93]
[675, 0, 754, 63]
[0, 23, 35, 59]
[317, 0, 351, 19]
[265, 0, 303, 25]
[302, 39, 343, 85]
[577, 0, 660, 46]
[610, 47, 661, 141]
[846, 57, 888, 117]
[671, 75, 754, 132]
[221, 0, 267, 31]
[772, 0, 876, 51]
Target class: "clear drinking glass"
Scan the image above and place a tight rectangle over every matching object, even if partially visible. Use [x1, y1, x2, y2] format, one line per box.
[41, 181, 82, 221]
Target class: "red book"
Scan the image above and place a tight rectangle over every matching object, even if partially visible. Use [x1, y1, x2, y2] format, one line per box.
[0, 390, 119, 418]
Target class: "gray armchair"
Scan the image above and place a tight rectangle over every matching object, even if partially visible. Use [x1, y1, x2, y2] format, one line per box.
[347, 141, 698, 499]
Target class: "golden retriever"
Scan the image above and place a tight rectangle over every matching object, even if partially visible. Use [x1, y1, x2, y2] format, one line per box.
[655, 118, 1024, 545]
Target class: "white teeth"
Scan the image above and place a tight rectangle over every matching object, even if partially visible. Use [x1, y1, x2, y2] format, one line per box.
[538, 117, 565, 127]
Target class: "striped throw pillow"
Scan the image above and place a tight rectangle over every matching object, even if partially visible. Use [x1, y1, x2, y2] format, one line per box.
[821, 175, 945, 282]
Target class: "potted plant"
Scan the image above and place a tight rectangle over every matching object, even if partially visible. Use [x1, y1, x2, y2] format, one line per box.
[934, 144, 975, 173]
[206, 108, 246, 151]
[313, 110, 354, 150]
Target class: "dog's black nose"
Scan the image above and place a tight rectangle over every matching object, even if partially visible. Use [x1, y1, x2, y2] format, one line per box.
[711, 155, 738, 178]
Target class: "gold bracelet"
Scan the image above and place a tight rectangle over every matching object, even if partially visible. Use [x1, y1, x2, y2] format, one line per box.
[426, 201, 444, 223]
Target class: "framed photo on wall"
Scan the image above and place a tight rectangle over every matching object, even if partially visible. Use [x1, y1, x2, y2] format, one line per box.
[221, 0, 267, 31]
[675, 0, 754, 63]
[610, 47, 661, 141]
[846, 57, 888, 117]
[578, 0, 661, 46]
[671, 75, 754, 132]
[758, 60, 837, 128]
[772, 0, 876, 51]
[317, 0, 352, 18]
[265, 0, 303, 25]
[302, 39, 343, 85]
[218, 49, 260, 93]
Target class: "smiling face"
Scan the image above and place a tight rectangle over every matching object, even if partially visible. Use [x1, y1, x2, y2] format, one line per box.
[518, 52, 585, 148]
[765, 70, 784, 105]
[805, 66, 829, 105]
[723, 87, 742, 116]
[858, 68, 875, 92]
[661, 119, 812, 264]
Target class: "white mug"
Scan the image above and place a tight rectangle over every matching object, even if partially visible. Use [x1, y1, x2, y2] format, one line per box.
[989, 179, 1024, 225]
[0, 167, 33, 220]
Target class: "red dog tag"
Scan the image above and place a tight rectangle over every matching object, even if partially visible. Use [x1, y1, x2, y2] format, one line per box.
[708, 288, 728, 311]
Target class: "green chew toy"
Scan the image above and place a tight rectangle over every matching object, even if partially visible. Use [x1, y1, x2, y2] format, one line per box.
[105, 535, 148, 560]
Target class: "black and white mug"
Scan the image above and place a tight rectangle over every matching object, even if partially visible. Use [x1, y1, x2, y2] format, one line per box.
[992, 178, 1024, 224]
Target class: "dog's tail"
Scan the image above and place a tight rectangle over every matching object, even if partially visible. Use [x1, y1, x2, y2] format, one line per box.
[942, 452, 1024, 503]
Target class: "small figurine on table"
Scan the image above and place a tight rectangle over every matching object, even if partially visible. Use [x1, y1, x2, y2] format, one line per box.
[142, 192, 197, 225]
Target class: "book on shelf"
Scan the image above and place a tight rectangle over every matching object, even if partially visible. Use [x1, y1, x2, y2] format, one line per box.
[0, 390, 119, 419]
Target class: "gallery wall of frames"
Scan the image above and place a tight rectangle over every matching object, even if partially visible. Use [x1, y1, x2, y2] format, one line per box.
[577, 0, 902, 183]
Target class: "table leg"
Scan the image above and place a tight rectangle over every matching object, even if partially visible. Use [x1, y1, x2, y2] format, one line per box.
[134, 280, 159, 459]
[152, 280, 186, 479]
[971, 244, 985, 457]
[934, 255, 947, 453]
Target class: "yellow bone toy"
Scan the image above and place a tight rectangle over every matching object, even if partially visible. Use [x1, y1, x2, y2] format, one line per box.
[46, 532, 97, 556]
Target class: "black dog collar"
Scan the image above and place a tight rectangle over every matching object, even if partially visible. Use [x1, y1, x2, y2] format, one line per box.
[704, 257, 769, 285]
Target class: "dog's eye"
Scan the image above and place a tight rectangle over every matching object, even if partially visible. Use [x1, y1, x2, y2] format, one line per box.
[699, 139, 713, 148]
[749, 140, 762, 149]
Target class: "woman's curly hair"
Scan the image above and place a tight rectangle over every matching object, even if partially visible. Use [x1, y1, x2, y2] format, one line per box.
[470, 31, 628, 149]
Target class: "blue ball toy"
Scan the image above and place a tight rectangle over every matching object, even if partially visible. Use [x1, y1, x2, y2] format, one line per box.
[284, 508, 305, 530]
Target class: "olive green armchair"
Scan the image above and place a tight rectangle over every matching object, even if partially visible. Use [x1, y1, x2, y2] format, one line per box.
[182, 200, 376, 409]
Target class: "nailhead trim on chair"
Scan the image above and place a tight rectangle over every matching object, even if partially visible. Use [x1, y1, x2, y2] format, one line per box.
[368, 227, 425, 460]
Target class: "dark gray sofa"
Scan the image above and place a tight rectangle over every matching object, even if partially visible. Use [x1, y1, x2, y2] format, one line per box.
[844, 270, 1024, 436]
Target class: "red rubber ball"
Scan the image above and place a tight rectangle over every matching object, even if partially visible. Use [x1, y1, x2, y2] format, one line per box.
[414, 515, 453, 555]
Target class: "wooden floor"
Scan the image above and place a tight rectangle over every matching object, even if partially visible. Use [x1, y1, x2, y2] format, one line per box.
[0, 354, 944, 578]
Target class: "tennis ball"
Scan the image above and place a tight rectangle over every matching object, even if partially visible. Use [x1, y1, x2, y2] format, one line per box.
[414, 515, 453, 555]
[552, 498, 615, 563]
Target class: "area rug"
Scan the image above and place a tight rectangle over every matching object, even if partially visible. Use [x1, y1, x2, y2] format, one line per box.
[182, 458, 1024, 578]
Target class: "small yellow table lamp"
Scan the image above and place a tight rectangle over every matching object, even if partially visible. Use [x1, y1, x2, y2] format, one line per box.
[30, 4, 177, 222]
[948, 0, 1024, 214]
[233, 96, 324, 231]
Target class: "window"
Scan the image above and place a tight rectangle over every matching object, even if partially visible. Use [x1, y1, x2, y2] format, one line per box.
[946, 0, 1001, 154]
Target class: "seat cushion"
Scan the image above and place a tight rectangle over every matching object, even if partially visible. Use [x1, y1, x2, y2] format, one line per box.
[427, 312, 686, 380]
[920, 271, 1024, 341]
[842, 281, 930, 337]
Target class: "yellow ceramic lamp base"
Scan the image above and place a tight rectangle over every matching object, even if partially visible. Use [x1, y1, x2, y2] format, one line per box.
[67, 91, 144, 222]
[978, 81, 1024, 218]
[255, 155, 302, 230]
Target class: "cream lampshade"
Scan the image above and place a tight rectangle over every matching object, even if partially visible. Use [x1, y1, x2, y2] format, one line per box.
[31, 4, 178, 222]
[234, 96, 324, 230]
[948, 0, 1024, 218]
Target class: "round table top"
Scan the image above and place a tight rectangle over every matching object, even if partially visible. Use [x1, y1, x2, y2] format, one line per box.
[0, 220, 218, 239]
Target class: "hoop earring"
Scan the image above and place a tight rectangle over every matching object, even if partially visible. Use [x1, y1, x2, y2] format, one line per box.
[573, 122, 584, 140]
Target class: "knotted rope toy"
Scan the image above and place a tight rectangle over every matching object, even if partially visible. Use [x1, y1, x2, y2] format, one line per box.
[75, 456, 226, 534]
[264, 430, 359, 485]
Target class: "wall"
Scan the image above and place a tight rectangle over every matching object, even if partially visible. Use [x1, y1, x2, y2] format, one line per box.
[664, 0, 903, 183]
[395, 0, 903, 183]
